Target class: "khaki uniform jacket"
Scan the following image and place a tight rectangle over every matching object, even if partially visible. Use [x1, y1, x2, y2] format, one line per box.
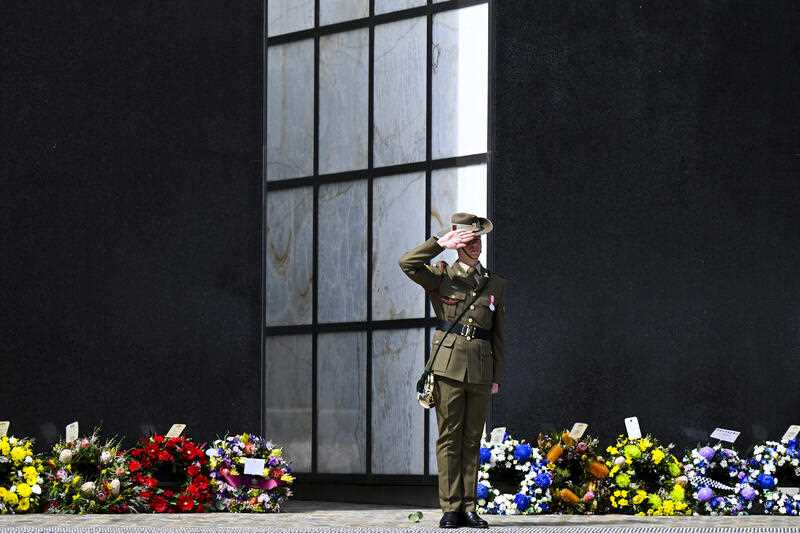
[399, 237, 506, 385]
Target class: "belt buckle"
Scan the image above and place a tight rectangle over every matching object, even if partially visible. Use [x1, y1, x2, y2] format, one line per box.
[460, 323, 475, 340]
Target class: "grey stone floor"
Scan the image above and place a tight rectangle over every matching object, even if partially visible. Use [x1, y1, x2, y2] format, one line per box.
[0, 501, 799, 532]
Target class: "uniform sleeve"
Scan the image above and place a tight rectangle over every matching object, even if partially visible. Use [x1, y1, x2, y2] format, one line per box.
[492, 279, 507, 385]
[398, 236, 446, 291]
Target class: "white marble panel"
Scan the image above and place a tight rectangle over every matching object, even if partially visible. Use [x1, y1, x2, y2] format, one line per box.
[432, 4, 488, 159]
[372, 172, 426, 320]
[317, 332, 367, 473]
[320, 0, 369, 25]
[375, 0, 426, 15]
[267, 39, 314, 180]
[318, 180, 368, 323]
[430, 164, 488, 266]
[373, 17, 427, 167]
[372, 328, 425, 474]
[267, 0, 315, 37]
[428, 407, 439, 474]
[266, 187, 313, 325]
[264, 334, 313, 473]
[320, 29, 369, 174]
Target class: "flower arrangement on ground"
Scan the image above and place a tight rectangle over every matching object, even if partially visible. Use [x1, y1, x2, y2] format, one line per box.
[747, 438, 800, 515]
[683, 442, 757, 515]
[476, 431, 552, 515]
[129, 434, 211, 512]
[206, 433, 294, 512]
[0, 435, 43, 514]
[43, 429, 141, 513]
[604, 434, 690, 516]
[537, 430, 610, 514]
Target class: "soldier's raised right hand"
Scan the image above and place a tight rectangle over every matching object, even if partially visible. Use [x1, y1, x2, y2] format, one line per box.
[436, 229, 477, 250]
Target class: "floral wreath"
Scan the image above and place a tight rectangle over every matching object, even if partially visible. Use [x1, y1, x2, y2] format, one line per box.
[43, 429, 141, 513]
[747, 438, 800, 515]
[206, 433, 294, 512]
[537, 430, 610, 514]
[476, 431, 552, 515]
[0, 435, 43, 514]
[129, 434, 211, 513]
[682, 443, 757, 515]
[604, 435, 690, 516]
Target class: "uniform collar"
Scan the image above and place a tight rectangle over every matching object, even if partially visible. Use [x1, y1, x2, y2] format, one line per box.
[452, 260, 486, 285]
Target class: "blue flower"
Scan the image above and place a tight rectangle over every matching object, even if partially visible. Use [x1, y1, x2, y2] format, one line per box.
[476, 484, 489, 500]
[479, 447, 492, 464]
[534, 472, 552, 488]
[514, 493, 531, 511]
[710, 497, 725, 509]
[757, 473, 776, 490]
[514, 443, 532, 462]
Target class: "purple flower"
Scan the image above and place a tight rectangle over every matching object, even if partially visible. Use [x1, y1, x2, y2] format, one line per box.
[576, 442, 589, 453]
[740, 485, 756, 501]
[699, 447, 716, 461]
[697, 487, 714, 502]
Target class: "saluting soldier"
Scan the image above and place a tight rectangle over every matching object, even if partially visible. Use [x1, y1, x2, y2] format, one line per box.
[399, 212, 506, 529]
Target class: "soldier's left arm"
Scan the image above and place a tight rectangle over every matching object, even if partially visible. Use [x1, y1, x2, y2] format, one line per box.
[492, 278, 507, 387]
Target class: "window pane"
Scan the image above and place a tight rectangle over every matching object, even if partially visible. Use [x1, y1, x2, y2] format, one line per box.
[267, 0, 314, 37]
[372, 172, 426, 320]
[320, 0, 369, 25]
[317, 332, 367, 473]
[265, 334, 312, 473]
[432, 4, 488, 158]
[374, 17, 427, 167]
[428, 408, 438, 474]
[430, 164, 488, 265]
[267, 39, 314, 180]
[266, 187, 313, 326]
[318, 180, 368, 323]
[375, 0, 425, 15]
[372, 328, 425, 474]
[320, 29, 369, 174]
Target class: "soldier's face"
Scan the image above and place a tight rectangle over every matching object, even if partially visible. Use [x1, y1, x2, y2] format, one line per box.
[460, 236, 482, 259]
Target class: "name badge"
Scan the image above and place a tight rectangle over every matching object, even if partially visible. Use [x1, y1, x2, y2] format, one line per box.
[488, 294, 496, 312]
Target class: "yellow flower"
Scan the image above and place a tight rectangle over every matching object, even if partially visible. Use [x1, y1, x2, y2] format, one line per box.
[23, 466, 38, 485]
[263, 468, 270, 477]
[72, 475, 82, 486]
[16, 483, 32, 498]
[0, 438, 10, 456]
[270, 449, 282, 458]
[632, 490, 647, 505]
[241, 433, 250, 443]
[17, 497, 30, 511]
[610, 496, 617, 507]
[10, 446, 28, 463]
[652, 448, 665, 464]
[280, 473, 294, 483]
[663, 500, 675, 515]
[618, 498, 629, 507]
[4, 491, 18, 506]
[0, 488, 6, 499]
[607, 446, 619, 455]
[670, 484, 685, 501]
[638, 438, 652, 451]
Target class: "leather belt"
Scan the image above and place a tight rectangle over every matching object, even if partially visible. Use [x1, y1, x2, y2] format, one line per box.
[436, 320, 492, 341]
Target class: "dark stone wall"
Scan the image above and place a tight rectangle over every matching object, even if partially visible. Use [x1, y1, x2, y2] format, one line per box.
[491, 1, 800, 450]
[1, 1, 263, 447]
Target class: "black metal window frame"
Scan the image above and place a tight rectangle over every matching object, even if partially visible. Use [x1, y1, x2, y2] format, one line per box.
[261, 0, 495, 483]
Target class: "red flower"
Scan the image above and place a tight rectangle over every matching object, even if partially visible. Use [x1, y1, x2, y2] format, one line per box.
[271, 468, 284, 479]
[192, 475, 209, 490]
[140, 491, 152, 500]
[150, 495, 169, 513]
[154, 434, 165, 444]
[158, 450, 173, 462]
[143, 476, 159, 489]
[186, 465, 200, 477]
[128, 460, 141, 473]
[163, 489, 175, 498]
[177, 494, 194, 512]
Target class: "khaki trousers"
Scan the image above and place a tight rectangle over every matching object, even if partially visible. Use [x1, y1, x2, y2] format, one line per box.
[433, 374, 492, 513]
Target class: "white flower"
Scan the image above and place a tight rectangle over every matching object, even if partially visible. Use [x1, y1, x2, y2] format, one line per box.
[110, 479, 121, 496]
[59, 449, 73, 464]
[31, 485, 41, 495]
[24, 456, 32, 464]
[80, 481, 96, 496]
[100, 451, 112, 464]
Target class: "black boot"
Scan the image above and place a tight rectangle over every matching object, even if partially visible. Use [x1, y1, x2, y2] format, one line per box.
[439, 511, 462, 528]
[461, 511, 488, 528]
